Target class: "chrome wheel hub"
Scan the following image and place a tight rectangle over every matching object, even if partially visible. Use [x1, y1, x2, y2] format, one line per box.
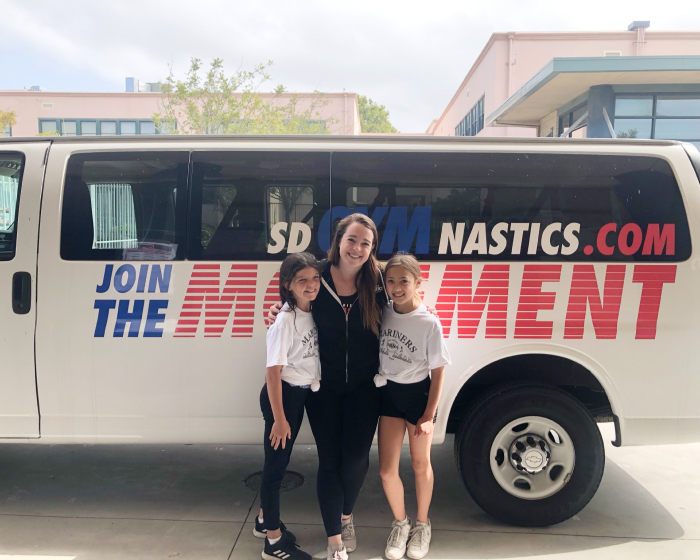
[490, 416, 576, 500]
[509, 434, 551, 474]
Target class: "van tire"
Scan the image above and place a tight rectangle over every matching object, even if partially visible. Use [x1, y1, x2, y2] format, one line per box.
[454, 383, 605, 527]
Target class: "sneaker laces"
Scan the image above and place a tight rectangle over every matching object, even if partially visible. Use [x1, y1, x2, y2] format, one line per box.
[387, 523, 405, 548]
[331, 548, 347, 560]
[409, 524, 427, 548]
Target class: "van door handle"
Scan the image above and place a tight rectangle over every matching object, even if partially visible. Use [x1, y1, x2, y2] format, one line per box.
[12, 272, 31, 315]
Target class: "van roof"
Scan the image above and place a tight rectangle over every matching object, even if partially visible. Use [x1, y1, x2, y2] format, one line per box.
[0, 134, 681, 146]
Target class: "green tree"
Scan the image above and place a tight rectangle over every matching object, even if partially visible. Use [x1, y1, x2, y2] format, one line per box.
[153, 58, 333, 135]
[358, 95, 398, 133]
[0, 109, 17, 136]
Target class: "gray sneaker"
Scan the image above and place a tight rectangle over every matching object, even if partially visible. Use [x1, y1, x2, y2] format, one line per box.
[341, 515, 356, 552]
[407, 519, 431, 560]
[385, 518, 412, 560]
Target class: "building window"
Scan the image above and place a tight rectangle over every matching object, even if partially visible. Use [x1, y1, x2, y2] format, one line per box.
[81, 121, 97, 136]
[39, 120, 58, 134]
[37, 119, 172, 136]
[614, 95, 700, 148]
[139, 121, 156, 135]
[100, 121, 117, 135]
[63, 121, 77, 136]
[455, 96, 485, 137]
[2, 125, 11, 137]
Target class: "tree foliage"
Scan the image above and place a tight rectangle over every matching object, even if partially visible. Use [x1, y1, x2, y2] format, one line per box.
[0, 109, 17, 136]
[153, 58, 333, 135]
[358, 95, 398, 133]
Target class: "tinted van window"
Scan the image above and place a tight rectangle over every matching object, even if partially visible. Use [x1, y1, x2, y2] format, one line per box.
[332, 152, 690, 262]
[61, 152, 189, 261]
[189, 152, 329, 260]
[0, 153, 24, 260]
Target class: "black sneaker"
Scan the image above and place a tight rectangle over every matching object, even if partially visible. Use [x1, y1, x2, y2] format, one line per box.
[253, 518, 297, 543]
[262, 531, 311, 560]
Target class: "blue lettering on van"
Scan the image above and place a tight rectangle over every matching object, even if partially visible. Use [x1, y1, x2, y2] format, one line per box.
[114, 265, 137, 293]
[318, 206, 430, 254]
[95, 264, 172, 293]
[94, 264, 171, 337]
[94, 298, 169, 338]
[144, 300, 168, 337]
[94, 299, 116, 337]
[114, 300, 144, 337]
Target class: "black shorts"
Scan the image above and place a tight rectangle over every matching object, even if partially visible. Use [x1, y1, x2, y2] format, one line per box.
[380, 377, 433, 426]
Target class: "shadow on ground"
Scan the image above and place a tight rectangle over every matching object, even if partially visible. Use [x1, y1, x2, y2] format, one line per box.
[0, 430, 688, 559]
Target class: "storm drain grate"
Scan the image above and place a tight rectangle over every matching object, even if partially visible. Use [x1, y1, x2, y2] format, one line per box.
[244, 470, 305, 492]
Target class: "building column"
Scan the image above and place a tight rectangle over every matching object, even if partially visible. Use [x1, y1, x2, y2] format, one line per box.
[586, 85, 615, 138]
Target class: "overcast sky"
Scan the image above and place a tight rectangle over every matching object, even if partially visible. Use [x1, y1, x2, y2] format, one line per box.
[2, 0, 697, 132]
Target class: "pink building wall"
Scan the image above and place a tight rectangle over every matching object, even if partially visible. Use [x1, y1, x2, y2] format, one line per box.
[430, 29, 700, 137]
[0, 90, 360, 137]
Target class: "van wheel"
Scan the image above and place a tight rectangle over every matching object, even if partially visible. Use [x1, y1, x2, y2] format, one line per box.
[454, 384, 604, 527]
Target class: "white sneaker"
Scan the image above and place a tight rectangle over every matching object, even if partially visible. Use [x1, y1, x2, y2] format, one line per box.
[341, 515, 356, 552]
[385, 518, 412, 560]
[327, 544, 348, 560]
[406, 520, 431, 560]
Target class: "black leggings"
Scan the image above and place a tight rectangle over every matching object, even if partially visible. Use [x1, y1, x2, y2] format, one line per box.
[305, 379, 381, 537]
[259, 381, 310, 532]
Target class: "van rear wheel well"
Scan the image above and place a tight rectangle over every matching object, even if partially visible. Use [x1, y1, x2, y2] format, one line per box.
[446, 354, 613, 434]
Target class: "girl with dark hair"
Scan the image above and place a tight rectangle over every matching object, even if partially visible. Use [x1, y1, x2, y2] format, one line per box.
[256, 252, 322, 560]
[269, 213, 388, 560]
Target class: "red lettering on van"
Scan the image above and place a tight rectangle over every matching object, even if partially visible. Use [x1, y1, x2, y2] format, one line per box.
[642, 224, 675, 256]
[632, 265, 677, 339]
[262, 272, 281, 329]
[564, 265, 625, 339]
[596, 224, 617, 256]
[514, 265, 561, 339]
[436, 264, 509, 339]
[175, 264, 257, 338]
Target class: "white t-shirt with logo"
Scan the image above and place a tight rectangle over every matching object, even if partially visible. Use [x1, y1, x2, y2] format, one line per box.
[266, 303, 321, 391]
[376, 303, 451, 386]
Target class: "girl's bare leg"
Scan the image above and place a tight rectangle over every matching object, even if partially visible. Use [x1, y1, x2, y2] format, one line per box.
[378, 416, 409, 521]
[407, 422, 434, 523]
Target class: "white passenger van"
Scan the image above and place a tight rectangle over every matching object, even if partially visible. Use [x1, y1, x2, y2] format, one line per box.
[2, 136, 699, 526]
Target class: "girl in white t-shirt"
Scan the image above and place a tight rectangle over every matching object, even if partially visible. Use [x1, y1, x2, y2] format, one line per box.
[256, 252, 321, 560]
[374, 253, 451, 560]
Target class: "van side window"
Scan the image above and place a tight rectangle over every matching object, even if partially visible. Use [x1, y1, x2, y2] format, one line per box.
[61, 152, 189, 261]
[189, 152, 329, 260]
[332, 152, 691, 262]
[0, 153, 24, 261]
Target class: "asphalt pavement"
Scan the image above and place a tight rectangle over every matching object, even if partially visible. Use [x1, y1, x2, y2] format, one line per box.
[0, 424, 697, 559]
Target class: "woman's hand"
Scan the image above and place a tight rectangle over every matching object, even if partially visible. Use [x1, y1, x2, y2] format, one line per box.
[414, 414, 435, 436]
[267, 302, 282, 325]
[270, 419, 292, 449]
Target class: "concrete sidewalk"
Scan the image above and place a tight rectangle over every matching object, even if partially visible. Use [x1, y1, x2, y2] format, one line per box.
[0, 424, 697, 559]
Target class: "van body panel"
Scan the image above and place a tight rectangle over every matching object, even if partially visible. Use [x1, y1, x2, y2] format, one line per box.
[0, 143, 49, 437]
[13, 138, 700, 446]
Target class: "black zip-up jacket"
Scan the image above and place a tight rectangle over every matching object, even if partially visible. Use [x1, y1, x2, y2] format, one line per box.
[312, 260, 388, 393]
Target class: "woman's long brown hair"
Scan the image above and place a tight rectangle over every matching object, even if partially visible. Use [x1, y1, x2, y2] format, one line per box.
[327, 213, 382, 337]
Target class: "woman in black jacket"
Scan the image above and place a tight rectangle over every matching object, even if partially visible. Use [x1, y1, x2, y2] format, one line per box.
[270, 213, 387, 560]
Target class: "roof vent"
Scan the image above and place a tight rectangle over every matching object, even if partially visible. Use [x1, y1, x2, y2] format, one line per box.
[628, 21, 650, 31]
[126, 77, 162, 93]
